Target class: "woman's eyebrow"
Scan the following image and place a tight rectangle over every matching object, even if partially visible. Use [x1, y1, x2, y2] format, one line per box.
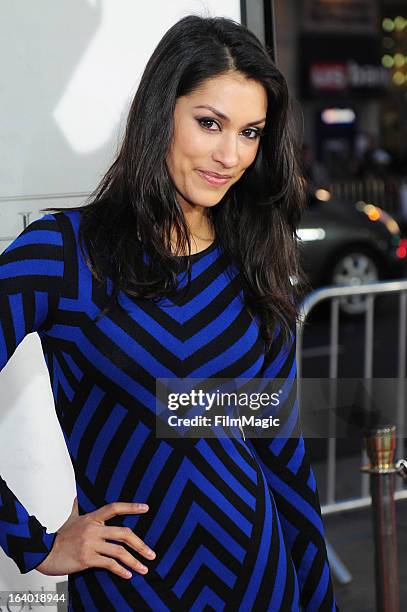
[193, 105, 266, 126]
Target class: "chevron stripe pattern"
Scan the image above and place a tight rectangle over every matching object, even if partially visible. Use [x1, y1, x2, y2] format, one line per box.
[0, 210, 338, 611]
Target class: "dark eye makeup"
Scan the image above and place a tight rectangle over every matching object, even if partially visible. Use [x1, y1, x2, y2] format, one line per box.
[196, 117, 264, 140]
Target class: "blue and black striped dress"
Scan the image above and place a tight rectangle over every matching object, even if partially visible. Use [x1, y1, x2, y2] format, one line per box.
[0, 209, 338, 611]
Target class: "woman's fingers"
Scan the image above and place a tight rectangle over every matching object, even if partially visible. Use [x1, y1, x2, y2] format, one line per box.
[96, 542, 149, 575]
[91, 502, 149, 523]
[35, 500, 155, 579]
[101, 525, 156, 561]
[93, 554, 134, 579]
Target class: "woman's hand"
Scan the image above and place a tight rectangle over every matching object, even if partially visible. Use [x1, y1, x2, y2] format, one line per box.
[35, 498, 156, 579]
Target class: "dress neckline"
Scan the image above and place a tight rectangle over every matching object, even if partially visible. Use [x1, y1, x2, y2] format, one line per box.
[172, 238, 218, 260]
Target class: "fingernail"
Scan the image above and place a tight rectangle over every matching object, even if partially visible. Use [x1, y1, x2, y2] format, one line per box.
[146, 550, 156, 559]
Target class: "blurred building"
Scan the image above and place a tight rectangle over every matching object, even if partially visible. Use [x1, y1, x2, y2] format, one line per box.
[273, 0, 407, 181]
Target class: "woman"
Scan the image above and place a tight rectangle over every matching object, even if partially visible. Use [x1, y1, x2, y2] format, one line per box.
[0, 14, 338, 611]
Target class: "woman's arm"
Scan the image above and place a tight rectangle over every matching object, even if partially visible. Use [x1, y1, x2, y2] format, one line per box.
[0, 213, 64, 573]
[245, 328, 339, 611]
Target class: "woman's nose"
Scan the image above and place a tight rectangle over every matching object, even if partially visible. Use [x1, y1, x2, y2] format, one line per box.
[212, 134, 239, 168]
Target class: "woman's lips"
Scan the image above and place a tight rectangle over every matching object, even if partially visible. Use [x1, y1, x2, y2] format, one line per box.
[196, 170, 231, 186]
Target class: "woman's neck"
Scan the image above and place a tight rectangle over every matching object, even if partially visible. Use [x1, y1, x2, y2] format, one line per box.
[170, 209, 215, 255]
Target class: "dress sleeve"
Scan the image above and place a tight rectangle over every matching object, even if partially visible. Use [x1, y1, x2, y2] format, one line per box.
[245, 328, 339, 611]
[0, 213, 64, 574]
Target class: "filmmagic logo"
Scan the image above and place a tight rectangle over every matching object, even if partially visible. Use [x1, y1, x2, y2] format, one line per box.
[167, 414, 280, 429]
[167, 389, 281, 411]
[165, 388, 282, 432]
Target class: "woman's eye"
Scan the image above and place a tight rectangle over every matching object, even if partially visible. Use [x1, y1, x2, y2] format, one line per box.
[197, 118, 263, 140]
[198, 118, 219, 130]
[242, 128, 262, 140]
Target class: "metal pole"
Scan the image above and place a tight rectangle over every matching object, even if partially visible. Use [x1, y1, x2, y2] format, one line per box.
[327, 298, 339, 505]
[361, 294, 375, 499]
[396, 292, 407, 492]
[263, 0, 277, 64]
[361, 425, 400, 612]
[240, 0, 247, 26]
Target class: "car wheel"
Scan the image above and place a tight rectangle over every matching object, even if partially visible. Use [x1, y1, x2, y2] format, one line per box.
[329, 249, 380, 315]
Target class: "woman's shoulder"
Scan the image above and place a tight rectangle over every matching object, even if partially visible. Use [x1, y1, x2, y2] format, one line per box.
[33, 208, 83, 266]
[51, 206, 82, 226]
[49, 207, 84, 241]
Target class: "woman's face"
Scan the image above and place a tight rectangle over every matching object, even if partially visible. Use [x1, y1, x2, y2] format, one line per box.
[166, 71, 268, 212]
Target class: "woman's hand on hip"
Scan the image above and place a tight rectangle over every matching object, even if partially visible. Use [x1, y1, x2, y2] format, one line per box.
[35, 498, 156, 579]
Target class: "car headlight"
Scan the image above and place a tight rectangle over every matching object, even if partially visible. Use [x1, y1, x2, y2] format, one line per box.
[297, 228, 326, 241]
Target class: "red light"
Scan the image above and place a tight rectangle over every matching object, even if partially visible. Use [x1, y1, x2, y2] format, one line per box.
[396, 239, 407, 259]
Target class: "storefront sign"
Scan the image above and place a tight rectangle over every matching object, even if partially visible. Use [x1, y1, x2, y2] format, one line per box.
[299, 34, 390, 98]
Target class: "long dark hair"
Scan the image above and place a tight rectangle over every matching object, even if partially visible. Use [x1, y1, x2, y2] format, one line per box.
[42, 14, 306, 353]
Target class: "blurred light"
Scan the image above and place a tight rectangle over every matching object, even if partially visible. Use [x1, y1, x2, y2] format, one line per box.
[358, 202, 401, 234]
[394, 53, 406, 67]
[382, 18, 395, 32]
[393, 71, 406, 85]
[396, 239, 407, 259]
[394, 16, 406, 31]
[297, 228, 326, 242]
[315, 188, 332, 201]
[321, 108, 356, 125]
[382, 37, 394, 49]
[387, 218, 401, 234]
[380, 210, 401, 234]
[365, 204, 381, 221]
[382, 54, 394, 68]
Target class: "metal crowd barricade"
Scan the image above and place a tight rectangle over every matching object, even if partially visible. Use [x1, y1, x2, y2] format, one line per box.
[296, 281, 407, 598]
[329, 178, 407, 219]
[296, 279, 407, 513]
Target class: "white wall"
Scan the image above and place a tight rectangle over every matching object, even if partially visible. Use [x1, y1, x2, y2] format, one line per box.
[0, 0, 240, 238]
[0, 0, 241, 597]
